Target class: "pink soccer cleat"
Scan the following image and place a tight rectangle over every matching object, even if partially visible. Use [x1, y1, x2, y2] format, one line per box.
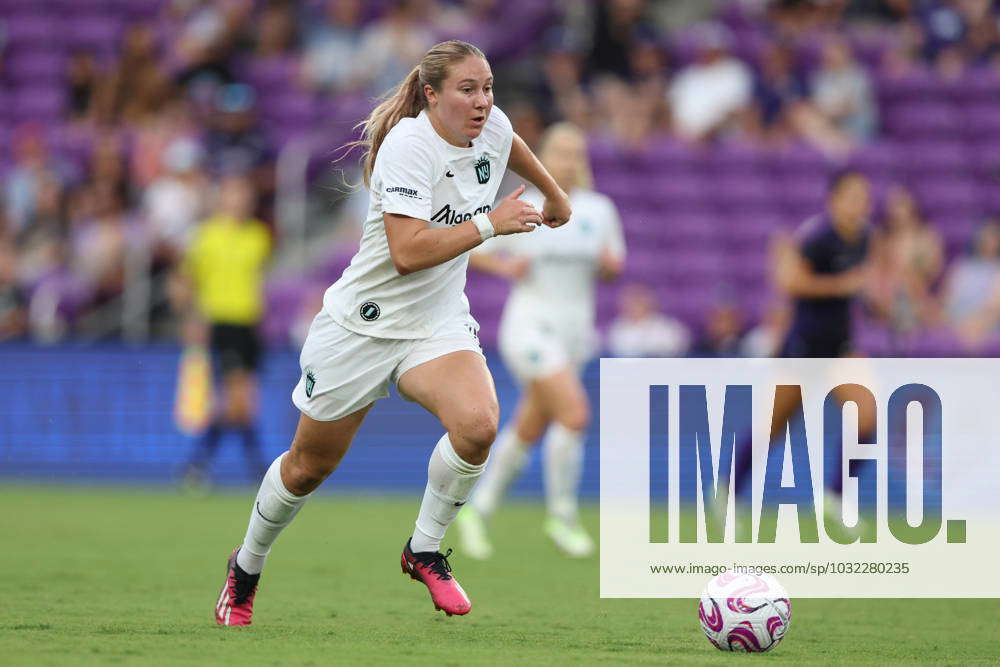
[400, 539, 472, 616]
[215, 547, 260, 626]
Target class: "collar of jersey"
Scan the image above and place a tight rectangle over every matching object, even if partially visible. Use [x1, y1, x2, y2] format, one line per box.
[418, 110, 479, 157]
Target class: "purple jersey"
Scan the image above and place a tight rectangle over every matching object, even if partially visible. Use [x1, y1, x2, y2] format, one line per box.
[784, 214, 870, 356]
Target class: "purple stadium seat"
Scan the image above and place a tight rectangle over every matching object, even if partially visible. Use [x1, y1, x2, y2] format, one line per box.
[4, 51, 65, 84]
[711, 174, 775, 209]
[884, 101, 961, 139]
[663, 212, 723, 246]
[770, 143, 829, 177]
[10, 87, 65, 123]
[243, 57, 302, 92]
[899, 141, 970, 177]
[632, 136, 704, 175]
[259, 92, 318, 128]
[913, 177, 983, 220]
[778, 172, 827, 210]
[725, 214, 784, 246]
[960, 104, 1000, 140]
[951, 69, 1000, 104]
[648, 173, 712, 210]
[62, 15, 123, 48]
[704, 141, 768, 176]
[849, 142, 901, 180]
[876, 69, 942, 105]
[2, 13, 60, 45]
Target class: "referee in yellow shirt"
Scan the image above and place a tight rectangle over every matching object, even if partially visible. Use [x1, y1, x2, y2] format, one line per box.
[178, 173, 272, 485]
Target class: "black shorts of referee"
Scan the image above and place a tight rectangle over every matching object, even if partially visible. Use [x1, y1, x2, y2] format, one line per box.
[210, 323, 262, 375]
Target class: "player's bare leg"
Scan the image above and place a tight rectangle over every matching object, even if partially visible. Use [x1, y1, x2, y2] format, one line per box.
[531, 368, 594, 557]
[459, 385, 547, 558]
[396, 351, 499, 615]
[215, 406, 371, 626]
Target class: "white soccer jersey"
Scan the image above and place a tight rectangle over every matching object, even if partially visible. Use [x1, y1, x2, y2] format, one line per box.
[485, 187, 626, 336]
[324, 106, 513, 338]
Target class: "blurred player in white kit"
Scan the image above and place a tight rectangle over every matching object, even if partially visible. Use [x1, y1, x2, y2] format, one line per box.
[458, 123, 625, 558]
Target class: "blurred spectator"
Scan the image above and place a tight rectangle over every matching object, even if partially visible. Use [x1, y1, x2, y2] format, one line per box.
[592, 74, 658, 147]
[71, 183, 130, 307]
[434, 0, 499, 45]
[536, 32, 590, 126]
[353, 0, 436, 96]
[299, 0, 364, 93]
[204, 84, 272, 176]
[940, 217, 1000, 346]
[881, 18, 927, 77]
[961, 0, 1000, 67]
[66, 50, 101, 123]
[505, 99, 547, 149]
[143, 138, 209, 264]
[811, 37, 877, 144]
[587, 0, 653, 79]
[668, 24, 752, 141]
[4, 126, 66, 238]
[740, 302, 792, 357]
[750, 42, 807, 139]
[691, 299, 744, 356]
[0, 239, 27, 341]
[92, 24, 171, 126]
[607, 284, 691, 357]
[87, 133, 132, 208]
[19, 174, 67, 248]
[130, 98, 200, 189]
[253, 0, 299, 58]
[172, 0, 251, 108]
[869, 185, 944, 334]
[918, 0, 967, 64]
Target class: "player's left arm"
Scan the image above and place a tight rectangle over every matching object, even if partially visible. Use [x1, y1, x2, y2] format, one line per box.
[507, 133, 571, 228]
[598, 198, 626, 281]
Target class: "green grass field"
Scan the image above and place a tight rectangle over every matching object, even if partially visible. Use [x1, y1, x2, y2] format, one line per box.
[0, 486, 996, 666]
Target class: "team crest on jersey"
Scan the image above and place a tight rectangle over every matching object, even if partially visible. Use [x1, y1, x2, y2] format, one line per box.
[474, 156, 490, 184]
[305, 370, 316, 398]
[360, 301, 381, 321]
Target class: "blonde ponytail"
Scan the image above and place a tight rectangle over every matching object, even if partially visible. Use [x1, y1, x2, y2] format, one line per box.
[345, 40, 486, 187]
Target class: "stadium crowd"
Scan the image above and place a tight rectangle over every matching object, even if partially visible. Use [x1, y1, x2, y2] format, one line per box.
[1, 0, 999, 353]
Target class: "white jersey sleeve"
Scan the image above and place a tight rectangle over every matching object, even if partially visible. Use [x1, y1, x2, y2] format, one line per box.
[371, 130, 438, 221]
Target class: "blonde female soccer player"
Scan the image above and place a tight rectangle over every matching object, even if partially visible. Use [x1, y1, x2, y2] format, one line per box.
[214, 41, 571, 625]
[458, 123, 625, 558]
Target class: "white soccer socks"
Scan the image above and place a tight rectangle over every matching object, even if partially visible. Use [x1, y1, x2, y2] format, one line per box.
[469, 426, 531, 518]
[236, 452, 311, 575]
[411, 434, 487, 553]
[543, 424, 586, 524]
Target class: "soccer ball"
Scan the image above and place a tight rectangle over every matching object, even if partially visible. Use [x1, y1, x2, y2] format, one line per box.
[698, 571, 791, 652]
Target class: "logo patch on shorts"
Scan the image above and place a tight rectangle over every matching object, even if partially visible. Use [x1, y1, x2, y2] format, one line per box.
[359, 301, 381, 321]
[305, 370, 316, 398]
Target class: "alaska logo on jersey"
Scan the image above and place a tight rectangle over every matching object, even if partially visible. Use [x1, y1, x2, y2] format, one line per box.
[431, 203, 492, 226]
[474, 156, 490, 184]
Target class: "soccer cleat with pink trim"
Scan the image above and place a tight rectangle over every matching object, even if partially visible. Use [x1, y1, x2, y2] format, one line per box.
[400, 539, 472, 616]
[215, 547, 260, 626]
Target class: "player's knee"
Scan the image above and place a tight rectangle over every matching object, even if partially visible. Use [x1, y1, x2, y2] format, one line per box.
[283, 448, 337, 495]
[556, 399, 590, 433]
[449, 404, 499, 455]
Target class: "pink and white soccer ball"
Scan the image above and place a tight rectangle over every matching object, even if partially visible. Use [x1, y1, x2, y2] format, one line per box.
[698, 571, 791, 652]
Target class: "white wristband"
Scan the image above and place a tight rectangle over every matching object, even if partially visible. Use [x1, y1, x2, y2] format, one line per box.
[472, 213, 495, 241]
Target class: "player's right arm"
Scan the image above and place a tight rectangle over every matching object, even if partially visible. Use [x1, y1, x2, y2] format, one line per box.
[772, 235, 866, 298]
[385, 185, 541, 275]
